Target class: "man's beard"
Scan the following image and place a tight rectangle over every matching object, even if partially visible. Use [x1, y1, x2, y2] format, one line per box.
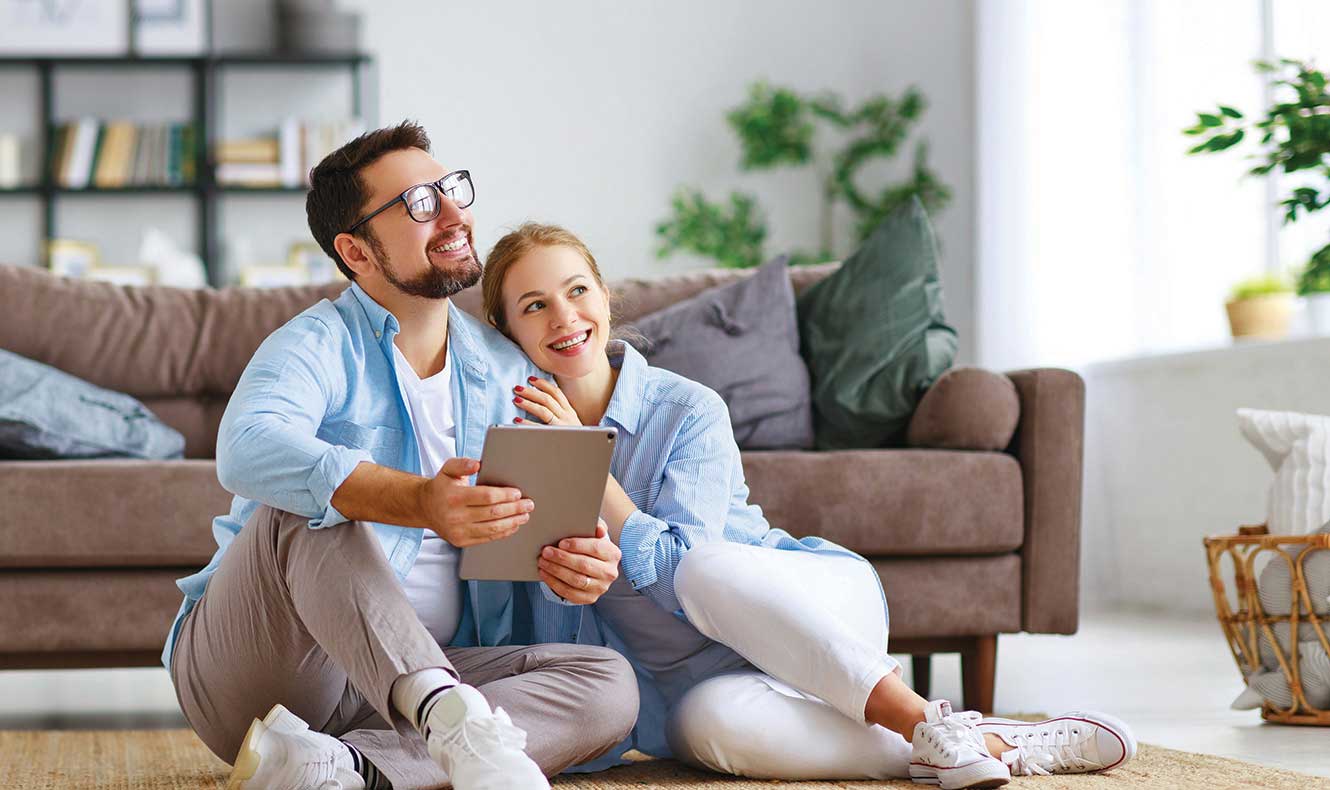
[368, 229, 481, 299]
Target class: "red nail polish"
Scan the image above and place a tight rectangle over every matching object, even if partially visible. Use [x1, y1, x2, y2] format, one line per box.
[514, 385, 524, 392]
[514, 417, 523, 423]
[528, 376, 537, 382]
[514, 397, 522, 404]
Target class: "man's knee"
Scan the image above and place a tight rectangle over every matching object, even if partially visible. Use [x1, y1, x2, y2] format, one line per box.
[573, 645, 639, 747]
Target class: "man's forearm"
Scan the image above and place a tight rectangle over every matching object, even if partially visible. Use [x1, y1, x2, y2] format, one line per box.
[330, 461, 430, 529]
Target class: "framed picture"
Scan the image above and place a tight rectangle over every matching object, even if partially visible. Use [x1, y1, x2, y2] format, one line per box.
[288, 240, 343, 285]
[46, 239, 100, 278]
[240, 263, 310, 288]
[86, 264, 155, 286]
[133, 0, 209, 55]
[0, 0, 129, 55]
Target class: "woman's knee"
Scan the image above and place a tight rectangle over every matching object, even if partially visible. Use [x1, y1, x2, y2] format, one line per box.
[676, 543, 757, 605]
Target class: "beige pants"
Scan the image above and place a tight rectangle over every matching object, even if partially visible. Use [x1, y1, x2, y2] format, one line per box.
[170, 505, 638, 789]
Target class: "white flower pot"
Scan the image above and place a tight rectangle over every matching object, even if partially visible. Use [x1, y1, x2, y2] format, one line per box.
[1307, 293, 1330, 336]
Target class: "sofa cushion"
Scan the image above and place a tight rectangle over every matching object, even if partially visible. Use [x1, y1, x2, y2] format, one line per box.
[797, 198, 958, 449]
[869, 555, 1023, 638]
[0, 569, 187, 653]
[0, 460, 230, 568]
[0, 349, 185, 460]
[907, 367, 1020, 452]
[0, 264, 345, 399]
[628, 257, 813, 450]
[740, 449, 1024, 555]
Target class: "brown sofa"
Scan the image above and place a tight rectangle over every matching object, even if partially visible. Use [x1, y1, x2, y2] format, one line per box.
[0, 262, 1083, 713]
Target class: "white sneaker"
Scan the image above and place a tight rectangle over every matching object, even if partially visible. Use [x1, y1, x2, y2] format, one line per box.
[909, 700, 1010, 789]
[227, 704, 361, 790]
[424, 684, 550, 790]
[978, 711, 1137, 775]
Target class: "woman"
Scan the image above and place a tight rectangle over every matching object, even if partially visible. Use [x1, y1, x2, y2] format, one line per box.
[481, 223, 1134, 787]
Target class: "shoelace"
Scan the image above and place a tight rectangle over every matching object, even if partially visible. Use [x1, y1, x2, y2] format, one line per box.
[931, 712, 989, 761]
[433, 708, 529, 770]
[999, 728, 1098, 776]
[294, 745, 343, 789]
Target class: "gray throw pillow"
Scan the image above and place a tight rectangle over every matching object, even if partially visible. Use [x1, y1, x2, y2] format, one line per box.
[0, 349, 185, 460]
[627, 257, 814, 450]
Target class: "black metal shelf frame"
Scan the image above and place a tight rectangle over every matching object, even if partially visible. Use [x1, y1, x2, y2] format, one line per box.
[0, 53, 377, 286]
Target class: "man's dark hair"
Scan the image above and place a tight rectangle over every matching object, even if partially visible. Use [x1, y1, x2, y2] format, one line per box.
[306, 120, 432, 280]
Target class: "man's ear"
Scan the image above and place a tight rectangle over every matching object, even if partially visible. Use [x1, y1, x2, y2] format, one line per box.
[333, 232, 375, 278]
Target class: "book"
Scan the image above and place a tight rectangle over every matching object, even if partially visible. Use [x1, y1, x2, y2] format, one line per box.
[216, 138, 279, 163]
[216, 162, 282, 187]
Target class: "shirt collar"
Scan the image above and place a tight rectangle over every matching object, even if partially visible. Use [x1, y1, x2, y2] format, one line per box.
[602, 340, 646, 436]
[348, 282, 487, 375]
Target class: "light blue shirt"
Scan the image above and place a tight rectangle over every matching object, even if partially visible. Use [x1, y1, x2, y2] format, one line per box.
[574, 341, 887, 764]
[161, 283, 585, 671]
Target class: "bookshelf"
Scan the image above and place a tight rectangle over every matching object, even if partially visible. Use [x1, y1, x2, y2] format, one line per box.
[0, 53, 377, 286]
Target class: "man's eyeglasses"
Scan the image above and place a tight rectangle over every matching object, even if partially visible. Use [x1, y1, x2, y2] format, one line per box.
[346, 170, 474, 235]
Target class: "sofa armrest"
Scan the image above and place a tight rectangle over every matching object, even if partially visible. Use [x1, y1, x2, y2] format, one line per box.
[1005, 368, 1085, 635]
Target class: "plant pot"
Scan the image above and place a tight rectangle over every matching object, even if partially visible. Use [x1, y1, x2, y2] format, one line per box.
[1305, 293, 1330, 336]
[1226, 294, 1294, 339]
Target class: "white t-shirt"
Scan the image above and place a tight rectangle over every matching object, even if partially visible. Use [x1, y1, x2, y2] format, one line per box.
[393, 343, 463, 646]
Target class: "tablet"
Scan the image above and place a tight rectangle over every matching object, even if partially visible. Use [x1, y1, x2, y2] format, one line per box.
[459, 424, 617, 582]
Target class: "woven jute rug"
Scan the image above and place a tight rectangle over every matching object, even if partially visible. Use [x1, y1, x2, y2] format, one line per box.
[1, 728, 1326, 790]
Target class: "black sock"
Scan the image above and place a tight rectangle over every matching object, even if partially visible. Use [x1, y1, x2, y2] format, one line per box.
[342, 740, 392, 790]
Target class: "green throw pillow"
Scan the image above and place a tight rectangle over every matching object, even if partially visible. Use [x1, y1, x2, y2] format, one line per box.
[797, 197, 958, 449]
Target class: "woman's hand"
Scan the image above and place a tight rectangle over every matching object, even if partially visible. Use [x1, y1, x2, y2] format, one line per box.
[513, 376, 582, 426]
[538, 519, 620, 604]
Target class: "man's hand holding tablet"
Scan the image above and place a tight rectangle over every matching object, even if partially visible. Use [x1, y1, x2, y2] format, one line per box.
[417, 456, 534, 547]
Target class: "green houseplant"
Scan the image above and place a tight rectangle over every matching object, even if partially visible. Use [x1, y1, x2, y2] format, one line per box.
[1185, 58, 1330, 332]
[656, 82, 950, 268]
[1225, 273, 1296, 339]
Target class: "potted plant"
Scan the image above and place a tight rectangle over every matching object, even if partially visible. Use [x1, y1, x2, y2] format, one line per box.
[1226, 274, 1295, 339]
[1185, 59, 1330, 332]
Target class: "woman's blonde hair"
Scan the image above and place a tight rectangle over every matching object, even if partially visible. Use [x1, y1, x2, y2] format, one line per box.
[482, 222, 611, 336]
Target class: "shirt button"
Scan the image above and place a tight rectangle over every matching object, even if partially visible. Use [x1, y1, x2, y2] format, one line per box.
[374, 330, 382, 338]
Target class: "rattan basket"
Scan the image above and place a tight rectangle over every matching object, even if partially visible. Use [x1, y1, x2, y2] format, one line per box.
[1204, 524, 1330, 725]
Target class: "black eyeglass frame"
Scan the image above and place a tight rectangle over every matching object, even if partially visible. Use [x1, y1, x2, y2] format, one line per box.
[345, 169, 474, 235]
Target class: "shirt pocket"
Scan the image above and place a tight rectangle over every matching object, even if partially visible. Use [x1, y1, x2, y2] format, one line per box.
[626, 477, 664, 512]
[339, 422, 406, 464]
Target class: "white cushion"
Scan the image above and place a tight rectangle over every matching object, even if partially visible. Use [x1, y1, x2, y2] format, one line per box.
[1237, 408, 1330, 535]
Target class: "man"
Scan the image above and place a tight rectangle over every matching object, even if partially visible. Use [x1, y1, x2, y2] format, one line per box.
[164, 121, 636, 790]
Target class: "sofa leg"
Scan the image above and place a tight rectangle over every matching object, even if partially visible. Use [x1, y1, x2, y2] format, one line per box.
[960, 635, 997, 714]
[911, 654, 932, 698]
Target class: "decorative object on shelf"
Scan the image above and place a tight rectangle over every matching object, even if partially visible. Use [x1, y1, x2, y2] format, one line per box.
[0, 132, 19, 188]
[288, 240, 341, 284]
[277, 0, 360, 55]
[139, 226, 205, 288]
[1185, 59, 1330, 332]
[132, 0, 209, 56]
[656, 81, 951, 269]
[239, 262, 309, 288]
[214, 118, 363, 188]
[86, 264, 155, 286]
[0, 0, 129, 56]
[45, 238, 99, 278]
[1225, 274, 1294, 340]
[1206, 523, 1330, 725]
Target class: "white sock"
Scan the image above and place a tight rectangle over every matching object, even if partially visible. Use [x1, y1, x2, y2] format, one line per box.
[390, 667, 459, 737]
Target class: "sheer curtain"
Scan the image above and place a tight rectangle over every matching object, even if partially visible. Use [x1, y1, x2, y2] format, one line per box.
[975, 0, 1270, 371]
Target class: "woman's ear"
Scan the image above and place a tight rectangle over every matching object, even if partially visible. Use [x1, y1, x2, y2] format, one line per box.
[333, 232, 374, 279]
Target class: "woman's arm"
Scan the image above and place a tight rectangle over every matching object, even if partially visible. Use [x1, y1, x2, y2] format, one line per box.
[614, 392, 737, 614]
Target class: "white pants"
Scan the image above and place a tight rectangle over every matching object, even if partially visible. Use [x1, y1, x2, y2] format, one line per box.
[666, 543, 911, 779]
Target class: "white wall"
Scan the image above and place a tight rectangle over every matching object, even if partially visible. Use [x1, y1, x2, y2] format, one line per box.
[1079, 337, 1330, 614]
[0, 0, 977, 361]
